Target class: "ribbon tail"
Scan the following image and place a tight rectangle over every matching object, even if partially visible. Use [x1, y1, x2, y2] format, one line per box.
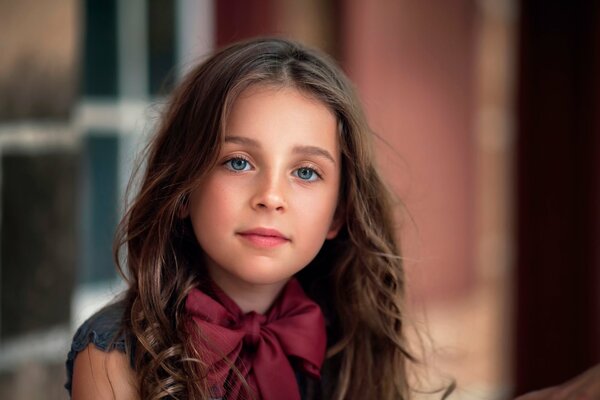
[253, 334, 301, 400]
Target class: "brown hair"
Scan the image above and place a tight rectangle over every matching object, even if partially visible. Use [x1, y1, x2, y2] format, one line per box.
[115, 37, 414, 399]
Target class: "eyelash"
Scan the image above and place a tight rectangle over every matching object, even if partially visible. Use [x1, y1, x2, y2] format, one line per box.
[222, 156, 323, 181]
[223, 155, 252, 172]
[294, 165, 322, 181]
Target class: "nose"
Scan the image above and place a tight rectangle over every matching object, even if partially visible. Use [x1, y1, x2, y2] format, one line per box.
[251, 171, 287, 212]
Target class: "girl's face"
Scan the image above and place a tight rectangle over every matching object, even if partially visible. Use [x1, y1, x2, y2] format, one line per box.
[186, 85, 342, 294]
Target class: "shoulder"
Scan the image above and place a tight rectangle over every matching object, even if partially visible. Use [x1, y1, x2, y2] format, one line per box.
[71, 344, 138, 399]
[65, 300, 135, 397]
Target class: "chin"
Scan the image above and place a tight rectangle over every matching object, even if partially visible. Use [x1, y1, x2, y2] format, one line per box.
[232, 264, 299, 286]
[237, 272, 293, 287]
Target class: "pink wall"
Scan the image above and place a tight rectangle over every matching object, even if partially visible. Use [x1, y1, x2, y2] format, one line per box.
[341, 1, 477, 301]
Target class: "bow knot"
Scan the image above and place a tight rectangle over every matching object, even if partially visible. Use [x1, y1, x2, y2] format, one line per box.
[240, 312, 265, 349]
[185, 278, 326, 400]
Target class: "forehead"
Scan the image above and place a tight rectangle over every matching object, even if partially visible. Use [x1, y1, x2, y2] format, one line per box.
[223, 84, 340, 157]
[228, 83, 335, 124]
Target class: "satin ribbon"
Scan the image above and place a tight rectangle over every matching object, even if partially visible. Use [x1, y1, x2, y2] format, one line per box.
[185, 278, 326, 399]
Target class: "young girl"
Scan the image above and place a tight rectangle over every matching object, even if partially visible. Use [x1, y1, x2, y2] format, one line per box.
[66, 37, 415, 400]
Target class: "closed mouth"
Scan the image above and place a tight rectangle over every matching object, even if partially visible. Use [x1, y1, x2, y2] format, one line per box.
[236, 227, 290, 247]
[237, 227, 289, 240]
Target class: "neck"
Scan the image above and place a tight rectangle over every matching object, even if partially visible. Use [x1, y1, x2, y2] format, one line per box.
[206, 267, 289, 314]
[224, 282, 287, 314]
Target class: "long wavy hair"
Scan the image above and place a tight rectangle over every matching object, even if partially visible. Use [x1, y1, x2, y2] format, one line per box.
[114, 37, 414, 399]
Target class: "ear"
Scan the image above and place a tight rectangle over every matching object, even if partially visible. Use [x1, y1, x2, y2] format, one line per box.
[326, 206, 344, 239]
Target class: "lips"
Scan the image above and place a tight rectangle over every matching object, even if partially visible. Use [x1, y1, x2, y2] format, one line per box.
[237, 227, 290, 248]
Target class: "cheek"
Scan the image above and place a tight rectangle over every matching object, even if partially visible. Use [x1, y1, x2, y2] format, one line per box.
[290, 194, 339, 267]
[189, 180, 238, 237]
[293, 187, 339, 235]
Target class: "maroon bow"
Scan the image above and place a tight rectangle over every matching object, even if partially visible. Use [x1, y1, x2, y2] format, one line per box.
[185, 278, 326, 399]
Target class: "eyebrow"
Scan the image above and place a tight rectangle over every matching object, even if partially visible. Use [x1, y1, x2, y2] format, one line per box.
[224, 135, 260, 148]
[224, 135, 337, 165]
[292, 145, 336, 165]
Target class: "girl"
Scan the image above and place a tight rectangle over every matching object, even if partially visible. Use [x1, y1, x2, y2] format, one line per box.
[66, 37, 415, 400]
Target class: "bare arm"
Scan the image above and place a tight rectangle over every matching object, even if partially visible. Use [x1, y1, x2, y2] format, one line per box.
[71, 345, 138, 400]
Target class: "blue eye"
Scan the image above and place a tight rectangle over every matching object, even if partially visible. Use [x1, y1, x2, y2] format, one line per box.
[295, 167, 319, 181]
[225, 157, 250, 171]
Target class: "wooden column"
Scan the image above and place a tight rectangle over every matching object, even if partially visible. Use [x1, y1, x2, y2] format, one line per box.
[514, 0, 600, 394]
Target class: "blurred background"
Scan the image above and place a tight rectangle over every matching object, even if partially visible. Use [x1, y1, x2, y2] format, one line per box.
[0, 0, 598, 398]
